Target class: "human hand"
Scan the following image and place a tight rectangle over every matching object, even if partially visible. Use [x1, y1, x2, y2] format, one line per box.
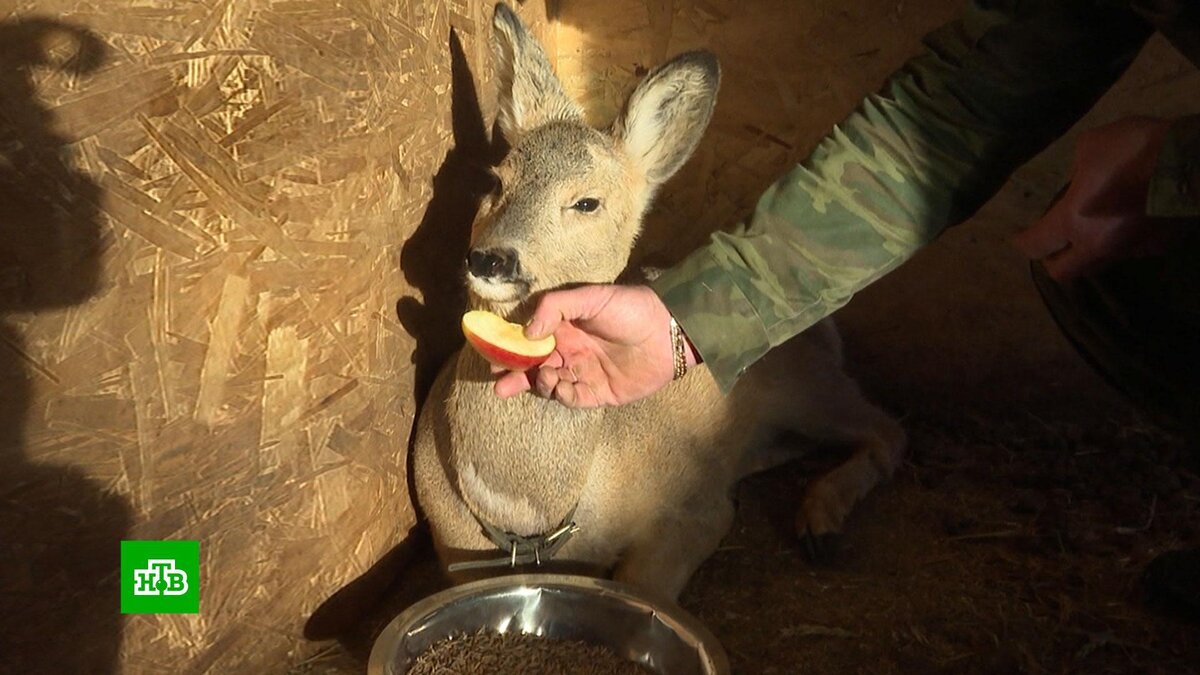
[1013, 116, 1183, 281]
[493, 284, 690, 407]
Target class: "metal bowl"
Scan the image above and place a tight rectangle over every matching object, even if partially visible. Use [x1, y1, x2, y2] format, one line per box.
[368, 574, 730, 675]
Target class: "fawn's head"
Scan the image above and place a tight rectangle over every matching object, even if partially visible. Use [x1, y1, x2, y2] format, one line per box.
[465, 3, 720, 314]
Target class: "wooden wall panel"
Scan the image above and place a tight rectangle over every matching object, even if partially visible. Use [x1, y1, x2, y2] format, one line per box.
[0, 1, 554, 672]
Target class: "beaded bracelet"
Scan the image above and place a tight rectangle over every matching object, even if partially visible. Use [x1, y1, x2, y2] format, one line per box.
[668, 317, 688, 380]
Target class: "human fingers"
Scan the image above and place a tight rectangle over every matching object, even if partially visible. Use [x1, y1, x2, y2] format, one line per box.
[1042, 241, 1103, 282]
[534, 366, 561, 399]
[1014, 188, 1074, 260]
[494, 370, 533, 398]
[490, 348, 564, 397]
[524, 285, 614, 339]
[553, 380, 602, 409]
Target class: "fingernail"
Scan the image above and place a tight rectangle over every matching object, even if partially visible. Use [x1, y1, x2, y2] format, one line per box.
[525, 320, 543, 338]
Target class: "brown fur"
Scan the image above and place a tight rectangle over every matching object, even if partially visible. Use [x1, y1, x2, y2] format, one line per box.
[411, 2, 906, 599]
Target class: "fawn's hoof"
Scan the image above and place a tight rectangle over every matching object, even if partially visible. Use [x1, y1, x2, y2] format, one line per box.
[798, 527, 841, 565]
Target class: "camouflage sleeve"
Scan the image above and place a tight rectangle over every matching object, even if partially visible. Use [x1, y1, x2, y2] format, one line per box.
[650, 0, 1155, 393]
[1147, 114, 1200, 217]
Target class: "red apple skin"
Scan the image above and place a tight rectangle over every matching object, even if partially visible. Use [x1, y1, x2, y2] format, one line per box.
[464, 329, 551, 371]
[461, 311, 555, 371]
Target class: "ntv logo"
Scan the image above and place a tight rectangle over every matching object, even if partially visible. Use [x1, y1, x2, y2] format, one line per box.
[133, 559, 189, 596]
[121, 541, 200, 614]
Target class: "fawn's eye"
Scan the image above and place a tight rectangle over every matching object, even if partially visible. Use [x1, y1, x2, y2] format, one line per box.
[571, 198, 600, 213]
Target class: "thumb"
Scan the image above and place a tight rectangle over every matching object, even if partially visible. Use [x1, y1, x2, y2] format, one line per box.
[1014, 186, 1073, 260]
[524, 285, 614, 339]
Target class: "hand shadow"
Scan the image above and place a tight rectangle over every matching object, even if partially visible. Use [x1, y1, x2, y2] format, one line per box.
[0, 18, 133, 675]
[305, 28, 505, 661]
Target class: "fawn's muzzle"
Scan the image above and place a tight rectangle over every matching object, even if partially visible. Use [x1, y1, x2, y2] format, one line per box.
[467, 247, 518, 280]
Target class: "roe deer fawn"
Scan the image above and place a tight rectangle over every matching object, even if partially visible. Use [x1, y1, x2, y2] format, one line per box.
[412, 2, 906, 600]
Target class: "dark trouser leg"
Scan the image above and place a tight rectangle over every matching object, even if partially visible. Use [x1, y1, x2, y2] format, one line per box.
[1030, 226, 1200, 623]
[1030, 229, 1200, 447]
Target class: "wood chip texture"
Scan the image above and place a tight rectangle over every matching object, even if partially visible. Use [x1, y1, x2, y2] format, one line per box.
[0, 0, 555, 672]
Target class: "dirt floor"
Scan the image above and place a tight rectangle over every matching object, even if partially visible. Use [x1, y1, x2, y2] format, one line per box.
[302, 19, 1200, 675]
[683, 425, 1198, 675]
[303, 362, 1199, 675]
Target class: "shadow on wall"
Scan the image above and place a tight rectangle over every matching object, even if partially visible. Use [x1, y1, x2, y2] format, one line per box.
[305, 28, 500, 657]
[0, 18, 132, 674]
[395, 28, 506, 410]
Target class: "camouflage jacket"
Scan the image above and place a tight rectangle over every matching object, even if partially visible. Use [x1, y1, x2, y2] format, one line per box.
[650, 0, 1200, 393]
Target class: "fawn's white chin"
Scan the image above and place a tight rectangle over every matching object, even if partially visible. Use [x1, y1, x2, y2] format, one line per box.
[466, 274, 527, 305]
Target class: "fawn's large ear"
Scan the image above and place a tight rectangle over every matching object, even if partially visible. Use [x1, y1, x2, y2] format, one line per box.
[613, 51, 720, 186]
[491, 3, 582, 143]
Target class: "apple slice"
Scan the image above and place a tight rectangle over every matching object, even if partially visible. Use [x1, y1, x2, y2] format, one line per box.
[462, 310, 555, 371]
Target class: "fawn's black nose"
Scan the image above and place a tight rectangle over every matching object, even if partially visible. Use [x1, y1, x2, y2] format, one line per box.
[467, 247, 518, 280]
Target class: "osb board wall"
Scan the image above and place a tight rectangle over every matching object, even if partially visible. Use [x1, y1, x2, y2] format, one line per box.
[0, 0, 553, 673]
